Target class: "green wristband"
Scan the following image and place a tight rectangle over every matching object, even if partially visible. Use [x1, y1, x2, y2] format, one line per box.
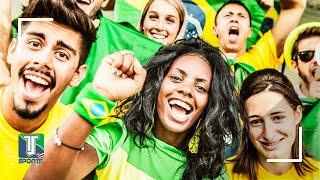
[73, 83, 117, 126]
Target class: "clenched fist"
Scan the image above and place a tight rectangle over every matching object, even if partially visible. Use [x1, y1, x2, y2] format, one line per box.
[92, 50, 147, 101]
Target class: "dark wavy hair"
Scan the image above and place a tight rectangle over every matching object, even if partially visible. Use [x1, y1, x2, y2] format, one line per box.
[232, 69, 317, 180]
[21, 0, 96, 67]
[123, 38, 241, 179]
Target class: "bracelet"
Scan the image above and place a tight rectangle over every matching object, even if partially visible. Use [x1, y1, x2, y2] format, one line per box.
[73, 83, 117, 126]
[54, 128, 85, 151]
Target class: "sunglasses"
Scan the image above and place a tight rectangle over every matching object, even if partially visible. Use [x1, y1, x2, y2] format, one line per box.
[294, 50, 315, 62]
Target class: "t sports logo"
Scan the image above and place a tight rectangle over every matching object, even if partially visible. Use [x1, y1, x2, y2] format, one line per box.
[18, 134, 44, 164]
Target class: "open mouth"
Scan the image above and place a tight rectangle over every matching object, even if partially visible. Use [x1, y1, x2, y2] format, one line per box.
[20, 68, 54, 101]
[168, 99, 193, 122]
[228, 26, 239, 41]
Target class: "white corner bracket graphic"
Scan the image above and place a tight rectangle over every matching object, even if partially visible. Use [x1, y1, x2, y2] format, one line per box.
[267, 127, 302, 163]
[18, 18, 54, 40]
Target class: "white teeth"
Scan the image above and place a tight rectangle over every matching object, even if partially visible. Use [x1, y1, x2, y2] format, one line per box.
[152, 34, 166, 39]
[169, 99, 191, 111]
[24, 75, 49, 86]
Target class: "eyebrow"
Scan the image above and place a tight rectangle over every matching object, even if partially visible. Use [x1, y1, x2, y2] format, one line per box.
[248, 115, 260, 119]
[148, 11, 178, 18]
[26, 32, 45, 40]
[175, 68, 209, 83]
[269, 111, 285, 116]
[57, 41, 77, 55]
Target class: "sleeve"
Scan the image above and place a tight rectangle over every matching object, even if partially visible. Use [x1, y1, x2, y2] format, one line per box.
[85, 120, 127, 169]
[237, 30, 282, 70]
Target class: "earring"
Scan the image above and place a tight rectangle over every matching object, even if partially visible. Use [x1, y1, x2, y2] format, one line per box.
[188, 121, 202, 154]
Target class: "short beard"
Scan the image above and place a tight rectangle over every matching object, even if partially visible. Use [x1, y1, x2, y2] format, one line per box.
[298, 68, 310, 89]
[13, 102, 47, 120]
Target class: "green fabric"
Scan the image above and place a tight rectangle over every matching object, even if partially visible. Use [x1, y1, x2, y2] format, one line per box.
[73, 83, 117, 126]
[226, 58, 256, 90]
[86, 120, 187, 179]
[60, 12, 162, 104]
[301, 98, 320, 160]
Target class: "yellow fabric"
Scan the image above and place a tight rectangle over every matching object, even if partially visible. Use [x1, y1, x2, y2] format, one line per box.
[237, 30, 281, 70]
[0, 90, 70, 179]
[96, 147, 154, 180]
[225, 157, 320, 180]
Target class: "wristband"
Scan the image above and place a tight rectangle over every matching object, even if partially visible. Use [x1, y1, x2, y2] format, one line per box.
[73, 83, 117, 126]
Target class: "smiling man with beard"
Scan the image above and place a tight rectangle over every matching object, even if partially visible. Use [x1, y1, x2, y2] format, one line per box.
[0, 0, 96, 178]
[214, 0, 306, 88]
[283, 22, 320, 160]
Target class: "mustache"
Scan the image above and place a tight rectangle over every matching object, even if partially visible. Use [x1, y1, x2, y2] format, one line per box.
[19, 66, 56, 89]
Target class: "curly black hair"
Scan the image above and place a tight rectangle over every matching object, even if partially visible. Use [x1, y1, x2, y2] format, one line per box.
[123, 38, 242, 179]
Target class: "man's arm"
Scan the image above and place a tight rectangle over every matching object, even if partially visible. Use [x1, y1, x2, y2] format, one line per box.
[0, 0, 11, 86]
[271, 0, 306, 57]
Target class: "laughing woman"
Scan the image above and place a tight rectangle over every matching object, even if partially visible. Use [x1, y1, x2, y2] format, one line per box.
[226, 69, 319, 180]
[26, 38, 240, 179]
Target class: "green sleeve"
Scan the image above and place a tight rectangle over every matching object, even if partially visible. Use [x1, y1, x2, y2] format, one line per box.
[86, 120, 128, 169]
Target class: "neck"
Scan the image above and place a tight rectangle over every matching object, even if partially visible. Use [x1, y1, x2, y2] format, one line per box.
[258, 155, 293, 175]
[299, 82, 311, 98]
[220, 48, 245, 61]
[153, 122, 187, 148]
[1, 86, 49, 133]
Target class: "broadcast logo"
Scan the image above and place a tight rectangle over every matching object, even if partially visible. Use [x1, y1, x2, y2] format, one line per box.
[18, 134, 44, 164]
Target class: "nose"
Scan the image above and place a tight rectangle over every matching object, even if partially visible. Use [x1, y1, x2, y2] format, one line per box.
[177, 80, 193, 98]
[155, 19, 165, 31]
[33, 48, 53, 70]
[262, 121, 276, 141]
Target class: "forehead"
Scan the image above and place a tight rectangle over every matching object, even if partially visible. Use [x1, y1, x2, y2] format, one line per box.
[218, 3, 250, 17]
[148, 0, 179, 17]
[297, 36, 320, 50]
[21, 21, 81, 50]
[169, 55, 212, 80]
[245, 91, 292, 116]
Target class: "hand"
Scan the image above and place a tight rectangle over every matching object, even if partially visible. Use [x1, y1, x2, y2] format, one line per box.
[260, 0, 274, 9]
[92, 51, 146, 101]
[309, 68, 320, 99]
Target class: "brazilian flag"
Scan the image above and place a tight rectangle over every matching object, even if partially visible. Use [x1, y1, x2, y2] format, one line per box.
[114, 0, 280, 50]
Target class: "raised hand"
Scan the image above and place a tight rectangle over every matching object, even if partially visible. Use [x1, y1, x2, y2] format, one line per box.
[92, 51, 147, 101]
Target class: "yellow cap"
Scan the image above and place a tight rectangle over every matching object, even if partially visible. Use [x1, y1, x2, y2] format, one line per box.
[283, 22, 320, 71]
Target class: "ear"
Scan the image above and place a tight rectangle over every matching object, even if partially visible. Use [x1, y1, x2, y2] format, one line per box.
[248, 27, 252, 38]
[294, 105, 302, 125]
[292, 60, 299, 73]
[69, 64, 87, 87]
[213, 26, 219, 38]
[100, 0, 110, 10]
[7, 38, 17, 65]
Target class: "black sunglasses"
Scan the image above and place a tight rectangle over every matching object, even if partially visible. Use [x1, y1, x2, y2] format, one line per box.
[294, 50, 315, 62]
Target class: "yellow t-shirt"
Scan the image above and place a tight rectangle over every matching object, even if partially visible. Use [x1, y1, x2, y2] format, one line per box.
[225, 157, 320, 180]
[0, 92, 71, 179]
[237, 30, 282, 70]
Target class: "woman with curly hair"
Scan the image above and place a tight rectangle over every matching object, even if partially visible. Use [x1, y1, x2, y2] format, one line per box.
[226, 69, 319, 180]
[26, 38, 241, 179]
